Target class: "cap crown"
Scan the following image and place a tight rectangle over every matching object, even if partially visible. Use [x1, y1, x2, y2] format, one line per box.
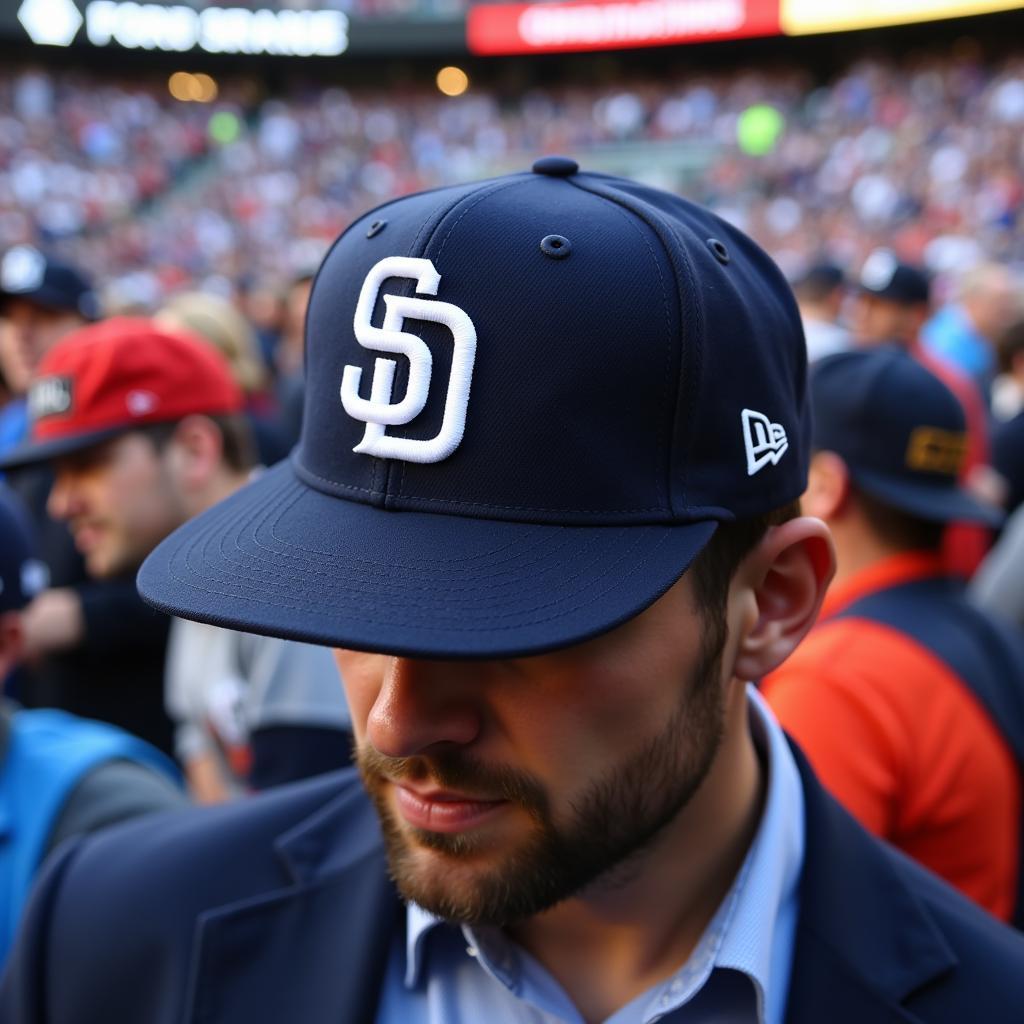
[297, 168, 810, 527]
[0, 245, 100, 320]
[859, 250, 930, 306]
[812, 348, 968, 485]
[30, 317, 244, 443]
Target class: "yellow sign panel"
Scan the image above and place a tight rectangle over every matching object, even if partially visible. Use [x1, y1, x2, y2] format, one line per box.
[781, 0, 1024, 35]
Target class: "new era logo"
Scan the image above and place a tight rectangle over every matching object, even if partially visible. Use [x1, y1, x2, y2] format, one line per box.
[742, 408, 788, 476]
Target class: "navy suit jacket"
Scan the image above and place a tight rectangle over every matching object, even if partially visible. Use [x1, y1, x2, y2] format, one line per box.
[1, 747, 1022, 1023]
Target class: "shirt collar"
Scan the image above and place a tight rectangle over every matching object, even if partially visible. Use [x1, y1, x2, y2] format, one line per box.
[404, 686, 805, 1022]
[711, 686, 804, 1018]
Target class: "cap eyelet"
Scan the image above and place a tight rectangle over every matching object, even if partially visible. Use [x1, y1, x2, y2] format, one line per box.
[707, 238, 730, 264]
[366, 220, 387, 239]
[540, 234, 571, 260]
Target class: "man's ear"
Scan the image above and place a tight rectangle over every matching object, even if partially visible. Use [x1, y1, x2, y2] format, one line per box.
[165, 415, 224, 492]
[731, 517, 835, 682]
[801, 451, 850, 521]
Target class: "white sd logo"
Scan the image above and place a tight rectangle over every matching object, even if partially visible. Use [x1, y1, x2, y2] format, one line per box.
[340, 256, 477, 463]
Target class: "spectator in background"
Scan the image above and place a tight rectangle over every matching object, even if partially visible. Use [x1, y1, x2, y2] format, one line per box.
[275, 265, 317, 449]
[0, 318, 350, 802]
[991, 318, 1024, 422]
[0, 249, 176, 755]
[792, 260, 850, 363]
[0, 484, 183, 966]
[922, 263, 1020, 398]
[763, 348, 1024, 926]
[849, 250, 933, 354]
[155, 291, 290, 465]
[0, 246, 100, 459]
[851, 249, 996, 576]
[236, 276, 286, 375]
[971, 502, 1024, 631]
[992, 408, 1024, 518]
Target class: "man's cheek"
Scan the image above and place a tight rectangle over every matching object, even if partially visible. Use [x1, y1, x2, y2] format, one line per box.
[342, 681, 378, 739]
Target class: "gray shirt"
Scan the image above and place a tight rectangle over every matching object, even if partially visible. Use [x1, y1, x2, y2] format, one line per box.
[969, 504, 1024, 630]
[165, 620, 350, 770]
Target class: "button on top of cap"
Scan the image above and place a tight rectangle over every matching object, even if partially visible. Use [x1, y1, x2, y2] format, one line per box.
[532, 156, 579, 177]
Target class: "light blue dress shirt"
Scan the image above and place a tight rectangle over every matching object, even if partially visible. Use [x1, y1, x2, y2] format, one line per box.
[375, 686, 805, 1024]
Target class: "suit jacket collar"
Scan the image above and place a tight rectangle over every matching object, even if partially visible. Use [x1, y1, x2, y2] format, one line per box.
[186, 772, 403, 1024]
[785, 742, 957, 1024]
[184, 754, 959, 1024]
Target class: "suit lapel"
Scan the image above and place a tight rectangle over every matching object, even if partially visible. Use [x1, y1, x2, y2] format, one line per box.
[179, 742, 961, 1023]
[185, 781, 403, 1024]
[784, 744, 956, 1024]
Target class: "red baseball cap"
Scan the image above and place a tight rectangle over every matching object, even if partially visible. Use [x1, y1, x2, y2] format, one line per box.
[0, 317, 244, 471]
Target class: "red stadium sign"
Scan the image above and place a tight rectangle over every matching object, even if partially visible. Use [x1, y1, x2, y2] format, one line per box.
[467, 0, 781, 55]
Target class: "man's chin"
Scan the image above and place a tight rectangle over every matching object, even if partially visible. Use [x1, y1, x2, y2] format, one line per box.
[378, 808, 549, 925]
[84, 554, 121, 579]
[388, 847, 531, 926]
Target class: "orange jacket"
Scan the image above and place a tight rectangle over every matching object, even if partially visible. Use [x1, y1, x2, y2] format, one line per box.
[763, 552, 1020, 921]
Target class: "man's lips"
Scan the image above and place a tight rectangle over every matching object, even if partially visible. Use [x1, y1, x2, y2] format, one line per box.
[394, 784, 508, 834]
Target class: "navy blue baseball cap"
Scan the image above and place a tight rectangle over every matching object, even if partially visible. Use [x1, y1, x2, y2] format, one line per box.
[0, 487, 48, 614]
[0, 245, 101, 321]
[858, 249, 930, 307]
[138, 158, 810, 658]
[811, 347, 1002, 527]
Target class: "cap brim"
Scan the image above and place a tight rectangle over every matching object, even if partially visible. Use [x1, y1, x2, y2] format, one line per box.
[851, 466, 1005, 528]
[0, 426, 129, 472]
[0, 285, 79, 315]
[137, 459, 719, 659]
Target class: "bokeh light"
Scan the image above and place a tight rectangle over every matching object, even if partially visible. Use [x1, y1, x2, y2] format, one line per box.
[168, 72, 219, 104]
[737, 104, 785, 156]
[436, 66, 469, 97]
[208, 111, 241, 145]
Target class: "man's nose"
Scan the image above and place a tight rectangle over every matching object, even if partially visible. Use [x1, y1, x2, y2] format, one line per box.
[366, 657, 482, 759]
[47, 470, 79, 521]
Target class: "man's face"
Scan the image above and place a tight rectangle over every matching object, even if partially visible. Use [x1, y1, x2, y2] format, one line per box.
[339, 575, 729, 927]
[0, 299, 84, 395]
[48, 432, 188, 578]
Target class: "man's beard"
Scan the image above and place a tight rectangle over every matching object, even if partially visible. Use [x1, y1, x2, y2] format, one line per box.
[356, 623, 727, 928]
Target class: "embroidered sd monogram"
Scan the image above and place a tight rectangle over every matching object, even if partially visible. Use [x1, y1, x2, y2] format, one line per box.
[340, 256, 477, 463]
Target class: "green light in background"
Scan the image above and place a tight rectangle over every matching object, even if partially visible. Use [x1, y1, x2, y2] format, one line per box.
[737, 104, 785, 157]
[209, 111, 241, 145]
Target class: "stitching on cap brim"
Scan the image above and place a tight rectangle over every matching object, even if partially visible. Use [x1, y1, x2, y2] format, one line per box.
[138, 460, 718, 659]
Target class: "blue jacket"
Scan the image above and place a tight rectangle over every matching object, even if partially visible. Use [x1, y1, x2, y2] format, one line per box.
[1, 747, 1022, 1023]
[0, 709, 178, 965]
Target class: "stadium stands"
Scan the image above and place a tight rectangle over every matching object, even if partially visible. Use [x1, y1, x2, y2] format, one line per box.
[1, 46, 1022, 308]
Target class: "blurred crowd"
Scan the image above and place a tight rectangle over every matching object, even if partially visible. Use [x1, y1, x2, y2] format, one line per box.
[2, 46, 1024, 312]
[0, 33, 1023, 991]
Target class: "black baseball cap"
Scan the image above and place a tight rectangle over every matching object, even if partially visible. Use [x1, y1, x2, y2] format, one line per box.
[811, 347, 1002, 527]
[0, 245, 101, 321]
[794, 260, 845, 294]
[139, 157, 812, 658]
[858, 249, 930, 307]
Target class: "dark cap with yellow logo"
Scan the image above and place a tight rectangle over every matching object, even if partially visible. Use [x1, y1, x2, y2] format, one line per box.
[811, 347, 1003, 527]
